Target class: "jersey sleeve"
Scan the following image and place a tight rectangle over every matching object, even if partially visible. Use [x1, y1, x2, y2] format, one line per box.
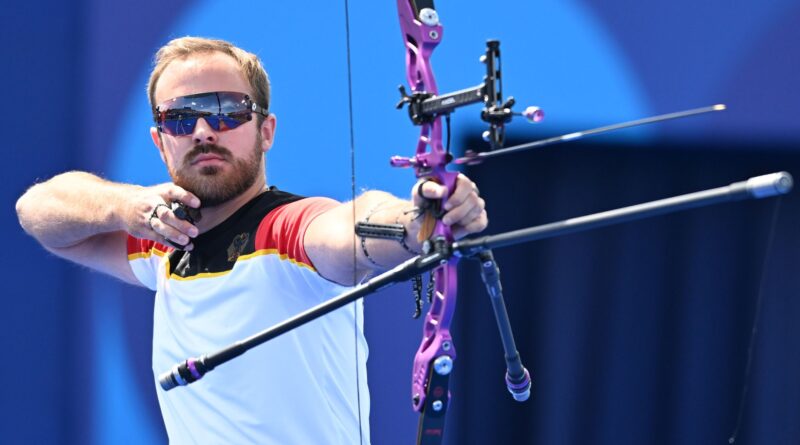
[126, 235, 171, 290]
[254, 197, 339, 271]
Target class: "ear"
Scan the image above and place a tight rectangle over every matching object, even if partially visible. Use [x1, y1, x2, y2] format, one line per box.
[259, 114, 277, 154]
[150, 126, 167, 163]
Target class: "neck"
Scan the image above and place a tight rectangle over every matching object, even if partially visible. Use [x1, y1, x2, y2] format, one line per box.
[194, 177, 267, 234]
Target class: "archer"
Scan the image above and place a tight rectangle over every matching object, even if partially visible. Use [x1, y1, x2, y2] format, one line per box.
[15, 36, 486, 445]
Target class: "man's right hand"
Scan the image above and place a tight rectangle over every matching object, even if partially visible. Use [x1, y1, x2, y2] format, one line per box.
[16, 172, 200, 285]
[126, 184, 201, 251]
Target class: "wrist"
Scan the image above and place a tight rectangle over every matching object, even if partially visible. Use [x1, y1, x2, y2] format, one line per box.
[97, 180, 142, 232]
[396, 206, 423, 254]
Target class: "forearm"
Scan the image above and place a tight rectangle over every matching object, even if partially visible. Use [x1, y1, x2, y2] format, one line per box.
[16, 171, 138, 249]
[306, 176, 486, 285]
[353, 190, 424, 270]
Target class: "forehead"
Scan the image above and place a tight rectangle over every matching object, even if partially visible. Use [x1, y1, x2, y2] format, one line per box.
[154, 52, 251, 104]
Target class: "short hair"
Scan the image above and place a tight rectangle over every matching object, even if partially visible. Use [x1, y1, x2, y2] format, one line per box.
[147, 37, 270, 119]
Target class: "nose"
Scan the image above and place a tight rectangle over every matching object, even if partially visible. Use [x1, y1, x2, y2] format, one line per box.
[192, 117, 219, 145]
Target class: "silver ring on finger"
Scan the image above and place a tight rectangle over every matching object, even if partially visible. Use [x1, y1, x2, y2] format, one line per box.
[148, 203, 170, 231]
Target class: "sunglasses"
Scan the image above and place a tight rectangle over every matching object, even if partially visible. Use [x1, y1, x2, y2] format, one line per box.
[154, 91, 269, 136]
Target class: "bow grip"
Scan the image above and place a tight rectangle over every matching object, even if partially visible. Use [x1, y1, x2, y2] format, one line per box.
[417, 171, 459, 241]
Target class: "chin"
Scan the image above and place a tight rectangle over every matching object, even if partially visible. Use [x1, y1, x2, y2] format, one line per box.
[179, 171, 257, 208]
[199, 165, 223, 175]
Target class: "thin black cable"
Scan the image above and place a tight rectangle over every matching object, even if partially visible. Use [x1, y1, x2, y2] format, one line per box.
[445, 114, 451, 154]
[342, 1, 364, 443]
[728, 198, 783, 444]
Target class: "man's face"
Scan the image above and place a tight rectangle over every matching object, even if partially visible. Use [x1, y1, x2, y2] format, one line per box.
[150, 52, 275, 207]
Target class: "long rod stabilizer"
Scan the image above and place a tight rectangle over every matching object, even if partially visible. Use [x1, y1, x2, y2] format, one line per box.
[454, 171, 792, 255]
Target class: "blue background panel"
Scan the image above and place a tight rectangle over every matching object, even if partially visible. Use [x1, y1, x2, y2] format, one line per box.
[3, 0, 799, 443]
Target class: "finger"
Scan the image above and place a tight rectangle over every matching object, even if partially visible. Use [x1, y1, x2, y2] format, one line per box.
[461, 202, 486, 224]
[159, 207, 200, 238]
[165, 185, 201, 208]
[411, 179, 446, 209]
[451, 212, 489, 239]
[150, 215, 193, 246]
[162, 237, 195, 251]
[419, 181, 448, 200]
[443, 174, 478, 211]
[169, 240, 195, 251]
[442, 193, 483, 225]
[442, 196, 484, 226]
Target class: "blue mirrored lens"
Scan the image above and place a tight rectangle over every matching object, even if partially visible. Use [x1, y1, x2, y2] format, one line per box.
[204, 112, 252, 132]
[157, 92, 255, 136]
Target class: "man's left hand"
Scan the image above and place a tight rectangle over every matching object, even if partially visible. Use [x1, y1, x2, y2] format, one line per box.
[413, 173, 488, 239]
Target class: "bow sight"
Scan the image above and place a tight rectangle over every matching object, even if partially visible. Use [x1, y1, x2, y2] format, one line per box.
[393, 38, 544, 168]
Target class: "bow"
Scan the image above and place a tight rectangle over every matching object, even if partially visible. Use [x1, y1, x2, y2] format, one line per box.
[378, 2, 792, 443]
[155, 2, 793, 444]
[390, 2, 533, 442]
[393, 0, 460, 425]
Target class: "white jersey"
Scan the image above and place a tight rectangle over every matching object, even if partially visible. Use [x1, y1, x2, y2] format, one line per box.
[127, 190, 370, 445]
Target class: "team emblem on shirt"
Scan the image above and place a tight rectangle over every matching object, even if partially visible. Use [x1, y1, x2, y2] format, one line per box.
[227, 233, 250, 262]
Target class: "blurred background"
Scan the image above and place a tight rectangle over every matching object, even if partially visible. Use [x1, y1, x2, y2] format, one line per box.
[3, 0, 799, 443]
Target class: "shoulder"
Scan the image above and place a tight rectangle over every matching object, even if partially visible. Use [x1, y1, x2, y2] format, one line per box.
[257, 196, 340, 236]
[254, 197, 341, 270]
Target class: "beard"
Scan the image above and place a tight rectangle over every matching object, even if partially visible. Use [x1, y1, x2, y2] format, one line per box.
[169, 135, 263, 207]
